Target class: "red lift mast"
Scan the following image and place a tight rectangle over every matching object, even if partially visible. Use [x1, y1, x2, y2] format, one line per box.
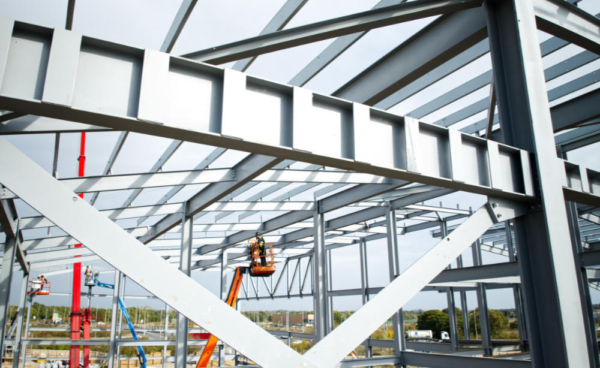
[70, 132, 86, 368]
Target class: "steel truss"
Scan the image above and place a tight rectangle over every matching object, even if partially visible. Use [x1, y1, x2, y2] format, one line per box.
[1, 0, 600, 367]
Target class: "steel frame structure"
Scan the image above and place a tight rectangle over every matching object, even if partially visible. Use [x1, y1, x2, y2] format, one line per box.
[1, 0, 600, 367]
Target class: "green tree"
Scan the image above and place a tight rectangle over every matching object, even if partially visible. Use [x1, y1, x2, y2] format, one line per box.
[416, 308, 464, 339]
[469, 308, 509, 338]
[416, 310, 447, 339]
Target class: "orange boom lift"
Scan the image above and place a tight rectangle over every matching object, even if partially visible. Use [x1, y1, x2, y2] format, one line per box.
[196, 240, 276, 366]
[196, 267, 246, 367]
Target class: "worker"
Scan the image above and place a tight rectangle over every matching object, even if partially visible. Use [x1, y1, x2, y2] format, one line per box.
[255, 232, 267, 266]
[85, 265, 93, 286]
[39, 274, 46, 285]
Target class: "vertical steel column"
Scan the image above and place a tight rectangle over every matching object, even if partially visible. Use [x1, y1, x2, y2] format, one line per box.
[0, 236, 17, 356]
[326, 249, 334, 334]
[440, 222, 458, 350]
[485, 1, 593, 366]
[116, 275, 126, 368]
[12, 273, 29, 368]
[175, 204, 193, 368]
[108, 271, 121, 368]
[472, 240, 492, 355]
[162, 304, 169, 368]
[385, 205, 405, 356]
[359, 238, 372, 365]
[20, 296, 32, 368]
[566, 201, 600, 365]
[313, 201, 327, 342]
[456, 255, 470, 340]
[505, 222, 527, 351]
[220, 249, 229, 300]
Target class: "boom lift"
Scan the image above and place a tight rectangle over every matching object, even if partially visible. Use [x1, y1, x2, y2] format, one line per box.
[196, 267, 246, 367]
[249, 240, 276, 277]
[87, 271, 147, 368]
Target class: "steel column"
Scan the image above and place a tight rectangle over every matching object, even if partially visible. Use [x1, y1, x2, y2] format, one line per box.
[20, 296, 32, 368]
[440, 222, 458, 350]
[505, 222, 527, 350]
[162, 304, 168, 368]
[0, 236, 17, 356]
[385, 205, 405, 356]
[486, 0, 593, 366]
[472, 240, 492, 355]
[313, 202, 327, 342]
[175, 204, 193, 368]
[107, 271, 121, 368]
[11, 273, 29, 368]
[220, 249, 229, 301]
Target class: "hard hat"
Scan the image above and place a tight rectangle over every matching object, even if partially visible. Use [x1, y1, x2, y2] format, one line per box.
[255, 232, 259, 236]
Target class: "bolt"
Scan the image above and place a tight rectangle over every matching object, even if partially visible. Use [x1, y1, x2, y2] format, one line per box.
[497, 213, 502, 218]
[72, 197, 77, 202]
[492, 203, 498, 208]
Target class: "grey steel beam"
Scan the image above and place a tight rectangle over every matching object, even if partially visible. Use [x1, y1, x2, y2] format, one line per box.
[401, 351, 531, 367]
[533, 0, 600, 56]
[334, 6, 487, 105]
[288, 0, 405, 87]
[0, 197, 17, 238]
[0, 139, 319, 368]
[160, 0, 198, 53]
[232, 0, 308, 72]
[90, 131, 127, 205]
[550, 88, 600, 133]
[182, 0, 481, 64]
[65, 0, 76, 30]
[440, 222, 458, 351]
[485, 0, 593, 366]
[0, 111, 25, 123]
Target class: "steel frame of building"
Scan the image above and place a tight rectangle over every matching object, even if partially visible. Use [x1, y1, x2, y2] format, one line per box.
[0, 0, 600, 367]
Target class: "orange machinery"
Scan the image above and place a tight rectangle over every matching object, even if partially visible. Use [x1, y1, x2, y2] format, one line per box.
[28, 280, 50, 295]
[249, 240, 276, 277]
[197, 267, 246, 367]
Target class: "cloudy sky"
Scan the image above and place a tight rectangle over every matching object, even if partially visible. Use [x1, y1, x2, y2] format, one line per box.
[1, 0, 599, 315]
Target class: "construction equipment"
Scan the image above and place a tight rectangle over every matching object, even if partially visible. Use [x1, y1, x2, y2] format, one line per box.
[90, 272, 147, 368]
[28, 279, 50, 296]
[196, 267, 247, 367]
[249, 240, 276, 277]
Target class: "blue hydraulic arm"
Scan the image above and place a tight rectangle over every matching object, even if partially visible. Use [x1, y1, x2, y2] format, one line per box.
[95, 280, 147, 368]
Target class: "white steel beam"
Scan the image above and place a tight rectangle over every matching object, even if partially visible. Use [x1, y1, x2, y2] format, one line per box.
[0, 138, 318, 368]
[3, 24, 599, 206]
[0, 116, 109, 135]
[182, 0, 481, 64]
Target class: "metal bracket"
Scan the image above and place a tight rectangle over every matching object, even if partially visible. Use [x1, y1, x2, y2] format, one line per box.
[486, 197, 530, 223]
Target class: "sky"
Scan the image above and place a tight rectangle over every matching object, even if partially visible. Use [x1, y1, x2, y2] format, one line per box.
[1, 0, 600, 316]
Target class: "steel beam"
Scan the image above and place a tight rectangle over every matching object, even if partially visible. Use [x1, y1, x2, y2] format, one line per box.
[160, 0, 198, 53]
[182, 0, 481, 64]
[401, 351, 531, 367]
[334, 6, 487, 105]
[0, 138, 319, 368]
[533, 0, 600, 56]
[288, 0, 405, 87]
[107, 271, 120, 368]
[232, 0, 308, 72]
[3, 25, 599, 206]
[550, 88, 600, 133]
[485, 0, 593, 366]
[176, 204, 192, 368]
